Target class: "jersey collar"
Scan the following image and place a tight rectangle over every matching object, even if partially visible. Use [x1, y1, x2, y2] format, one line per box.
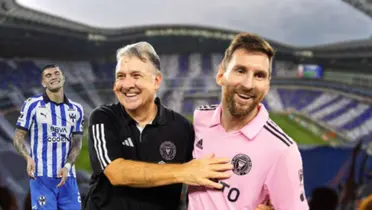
[210, 103, 269, 140]
[152, 97, 166, 125]
[210, 104, 222, 127]
[121, 97, 166, 125]
[42, 92, 70, 105]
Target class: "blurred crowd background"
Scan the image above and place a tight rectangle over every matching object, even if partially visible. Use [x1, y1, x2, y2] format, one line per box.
[0, 0, 372, 209]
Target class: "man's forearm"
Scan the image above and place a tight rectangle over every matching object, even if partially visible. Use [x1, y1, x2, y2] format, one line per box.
[65, 134, 83, 166]
[13, 128, 30, 160]
[106, 158, 186, 187]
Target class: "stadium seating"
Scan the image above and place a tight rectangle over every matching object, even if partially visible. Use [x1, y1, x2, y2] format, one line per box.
[271, 88, 372, 141]
[1, 55, 372, 143]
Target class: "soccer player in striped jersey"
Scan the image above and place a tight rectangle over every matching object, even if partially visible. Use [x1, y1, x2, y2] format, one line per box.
[188, 33, 309, 210]
[13, 64, 84, 210]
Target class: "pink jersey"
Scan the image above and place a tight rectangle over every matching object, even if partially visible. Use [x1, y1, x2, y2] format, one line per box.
[188, 104, 309, 210]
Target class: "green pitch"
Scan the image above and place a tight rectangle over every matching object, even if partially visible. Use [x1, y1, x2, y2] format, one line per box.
[75, 131, 91, 172]
[75, 112, 326, 172]
[269, 113, 327, 145]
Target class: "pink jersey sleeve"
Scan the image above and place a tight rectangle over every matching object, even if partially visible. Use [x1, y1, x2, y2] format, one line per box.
[192, 108, 211, 159]
[193, 109, 207, 137]
[264, 145, 309, 210]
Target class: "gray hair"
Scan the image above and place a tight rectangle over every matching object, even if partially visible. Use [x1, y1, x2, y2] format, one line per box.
[116, 41, 161, 71]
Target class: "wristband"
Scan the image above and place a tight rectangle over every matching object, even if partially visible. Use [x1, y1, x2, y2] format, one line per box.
[64, 163, 71, 171]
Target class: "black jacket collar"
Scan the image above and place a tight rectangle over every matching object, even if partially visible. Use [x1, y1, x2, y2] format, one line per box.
[121, 97, 166, 125]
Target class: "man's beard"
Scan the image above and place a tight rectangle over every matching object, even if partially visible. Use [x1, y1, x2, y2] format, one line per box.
[224, 85, 260, 118]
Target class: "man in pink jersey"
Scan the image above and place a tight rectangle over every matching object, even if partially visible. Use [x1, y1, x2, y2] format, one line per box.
[188, 33, 309, 210]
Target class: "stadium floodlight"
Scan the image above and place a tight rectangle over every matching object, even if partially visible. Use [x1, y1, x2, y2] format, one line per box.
[145, 28, 235, 40]
[295, 50, 313, 57]
[87, 33, 107, 41]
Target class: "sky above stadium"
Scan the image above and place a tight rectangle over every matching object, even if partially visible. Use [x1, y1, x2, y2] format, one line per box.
[16, 0, 372, 47]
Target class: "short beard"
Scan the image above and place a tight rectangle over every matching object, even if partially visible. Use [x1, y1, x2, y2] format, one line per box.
[224, 85, 258, 118]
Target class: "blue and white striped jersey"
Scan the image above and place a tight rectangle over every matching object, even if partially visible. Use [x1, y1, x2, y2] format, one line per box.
[16, 93, 84, 178]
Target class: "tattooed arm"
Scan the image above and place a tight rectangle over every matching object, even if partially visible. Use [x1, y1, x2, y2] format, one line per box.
[13, 128, 35, 179]
[65, 134, 83, 167]
[57, 134, 83, 187]
[13, 128, 30, 160]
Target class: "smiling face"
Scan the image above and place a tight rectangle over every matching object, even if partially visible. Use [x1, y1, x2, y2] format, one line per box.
[41, 67, 65, 92]
[113, 55, 162, 111]
[216, 48, 270, 118]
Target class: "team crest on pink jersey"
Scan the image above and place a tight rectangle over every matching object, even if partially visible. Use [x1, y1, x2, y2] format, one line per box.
[231, 154, 252, 176]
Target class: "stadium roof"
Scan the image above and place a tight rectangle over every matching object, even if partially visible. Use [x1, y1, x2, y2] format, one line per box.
[0, 0, 295, 59]
[342, 0, 372, 19]
[2, 0, 296, 48]
[9, 0, 372, 47]
[0, 0, 371, 69]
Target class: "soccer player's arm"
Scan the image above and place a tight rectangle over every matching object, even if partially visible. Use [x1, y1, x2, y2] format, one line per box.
[13, 98, 37, 160]
[65, 104, 84, 167]
[88, 108, 193, 188]
[264, 145, 309, 210]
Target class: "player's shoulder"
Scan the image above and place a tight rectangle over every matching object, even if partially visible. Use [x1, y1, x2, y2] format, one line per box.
[195, 104, 219, 112]
[89, 103, 124, 124]
[162, 105, 193, 129]
[67, 99, 83, 109]
[193, 104, 219, 127]
[24, 94, 43, 105]
[263, 118, 298, 150]
[68, 99, 82, 107]
[91, 103, 119, 117]
[194, 104, 218, 118]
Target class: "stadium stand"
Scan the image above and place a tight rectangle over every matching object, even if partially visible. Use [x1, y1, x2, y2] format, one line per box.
[1, 59, 364, 120]
[1, 56, 372, 132]
[0, 53, 372, 152]
[2, 56, 372, 145]
[272, 87, 372, 141]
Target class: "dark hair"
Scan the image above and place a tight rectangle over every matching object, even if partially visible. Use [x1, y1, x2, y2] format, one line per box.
[41, 64, 62, 78]
[222, 33, 275, 76]
[42, 64, 59, 71]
